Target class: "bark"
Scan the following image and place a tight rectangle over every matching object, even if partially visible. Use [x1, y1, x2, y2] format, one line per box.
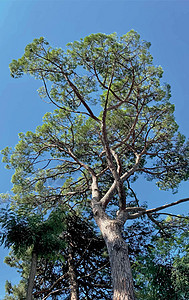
[68, 251, 79, 300]
[26, 251, 37, 300]
[92, 202, 135, 300]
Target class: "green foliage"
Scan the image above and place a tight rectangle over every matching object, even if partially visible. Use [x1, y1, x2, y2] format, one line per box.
[4, 279, 26, 300]
[127, 217, 189, 300]
[0, 206, 66, 258]
[3, 248, 33, 300]
[2, 31, 189, 298]
[5, 31, 188, 211]
[3, 215, 189, 299]
[3, 214, 111, 300]
[172, 254, 189, 298]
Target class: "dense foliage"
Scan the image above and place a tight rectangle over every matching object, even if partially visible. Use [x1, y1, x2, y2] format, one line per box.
[2, 214, 188, 299]
[1, 31, 188, 299]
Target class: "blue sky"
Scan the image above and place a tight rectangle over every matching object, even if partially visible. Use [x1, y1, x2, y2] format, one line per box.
[0, 0, 189, 297]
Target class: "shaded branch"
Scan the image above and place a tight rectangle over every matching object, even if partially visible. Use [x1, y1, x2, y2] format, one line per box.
[78, 262, 109, 280]
[147, 213, 170, 237]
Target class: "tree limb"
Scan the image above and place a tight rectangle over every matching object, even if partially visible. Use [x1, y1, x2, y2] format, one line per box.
[100, 154, 141, 208]
[128, 198, 189, 219]
[62, 72, 100, 123]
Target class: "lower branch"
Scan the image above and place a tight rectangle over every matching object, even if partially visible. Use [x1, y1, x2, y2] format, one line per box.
[128, 198, 189, 219]
[147, 213, 170, 237]
[155, 212, 189, 219]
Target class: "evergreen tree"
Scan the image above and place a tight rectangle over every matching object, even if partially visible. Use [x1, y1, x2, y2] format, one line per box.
[1, 31, 189, 299]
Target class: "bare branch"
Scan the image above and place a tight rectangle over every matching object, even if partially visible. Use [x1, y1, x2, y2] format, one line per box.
[41, 73, 64, 109]
[41, 288, 65, 300]
[128, 198, 189, 219]
[147, 213, 170, 237]
[126, 180, 140, 206]
[100, 67, 127, 209]
[62, 72, 100, 122]
[40, 273, 68, 300]
[154, 212, 189, 219]
[67, 148, 95, 176]
[78, 262, 109, 279]
[93, 61, 123, 103]
[145, 198, 189, 214]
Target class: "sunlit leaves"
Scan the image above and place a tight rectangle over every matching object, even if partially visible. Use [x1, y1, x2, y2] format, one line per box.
[5, 30, 189, 209]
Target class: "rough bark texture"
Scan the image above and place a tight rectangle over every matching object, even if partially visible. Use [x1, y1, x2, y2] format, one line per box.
[92, 202, 135, 300]
[107, 226, 135, 300]
[26, 251, 37, 300]
[68, 251, 79, 300]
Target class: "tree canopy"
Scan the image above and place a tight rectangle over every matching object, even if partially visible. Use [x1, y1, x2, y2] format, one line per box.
[1, 30, 189, 299]
[4, 31, 188, 212]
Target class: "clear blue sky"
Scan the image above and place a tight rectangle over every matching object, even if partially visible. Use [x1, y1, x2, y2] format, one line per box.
[0, 0, 189, 297]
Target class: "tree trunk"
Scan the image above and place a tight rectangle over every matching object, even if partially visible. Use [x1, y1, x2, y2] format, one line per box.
[26, 251, 37, 300]
[106, 225, 135, 300]
[93, 204, 135, 300]
[68, 251, 79, 300]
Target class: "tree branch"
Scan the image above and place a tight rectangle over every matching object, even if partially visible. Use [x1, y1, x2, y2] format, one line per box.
[62, 71, 100, 122]
[154, 212, 189, 219]
[145, 198, 189, 214]
[100, 154, 141, 208]
[41, 73, 93, 118]
[147, 213, 170, 237]
[78, 262, 109, 279]
[128, 198, 189, 219]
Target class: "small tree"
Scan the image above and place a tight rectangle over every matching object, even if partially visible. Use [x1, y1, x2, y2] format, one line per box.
[1, 209, 111, 300]
[3, 31, 189, 299]
[0, 206, 66, 300]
